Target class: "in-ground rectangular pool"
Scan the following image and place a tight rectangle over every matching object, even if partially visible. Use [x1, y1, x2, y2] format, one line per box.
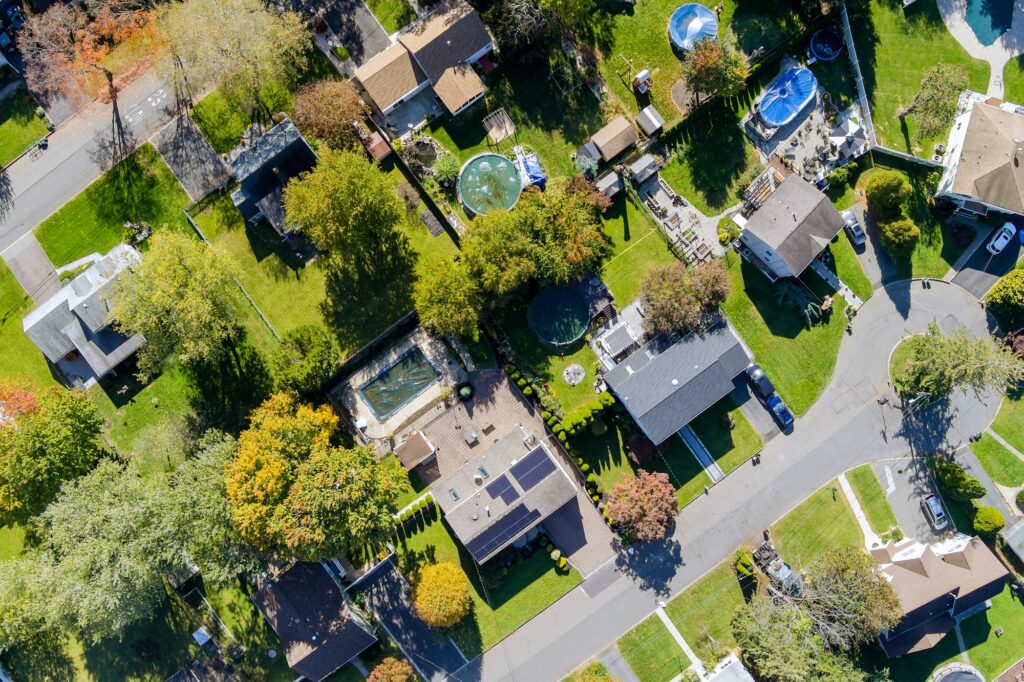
[358, 347, 440, 420]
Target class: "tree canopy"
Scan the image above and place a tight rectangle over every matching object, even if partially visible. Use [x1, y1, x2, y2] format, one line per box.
[988, 269, 1024, 328]
[641, 259, 730, 335]
[898, 63, 969, 140]
[605, 470, 677, 542]
[879, 217, 920, 255]
[412, 561, 473, 628]
[864, 170, 911, 221]
[270, 324, 340, 398]
[413, 256, 484, 339]
[682, 38, 748, 100]
[291, 79, 366, 151]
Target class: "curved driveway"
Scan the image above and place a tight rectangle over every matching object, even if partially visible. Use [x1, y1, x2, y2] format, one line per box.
[453, 281, 1002, 682]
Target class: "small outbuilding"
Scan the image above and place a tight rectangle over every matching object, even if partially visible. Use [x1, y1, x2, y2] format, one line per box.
[595, 171, 624, 198]
[581, 116, 638, 163]
[636, 104, 666, 137]
[628, 153, 660, 184]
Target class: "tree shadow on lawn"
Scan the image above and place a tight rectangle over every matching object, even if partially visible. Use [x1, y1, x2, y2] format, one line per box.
[185, 338, 274, 435]
[736, 258, 823, 340]
[2, 633, 76, 681]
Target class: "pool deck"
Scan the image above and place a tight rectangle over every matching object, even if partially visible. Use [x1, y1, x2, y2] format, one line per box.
[336, 328, 466, 442]
[937, 0, 1024, 98]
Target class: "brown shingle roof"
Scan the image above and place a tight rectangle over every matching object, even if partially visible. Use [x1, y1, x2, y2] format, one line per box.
[433, 64, 485, 114]
[354, 43, 426, 112]
[394, 431, 435, 469]
[590, 116, 638, 162]
[398, 0, 491, 83]
[951, 103, 1024, 214]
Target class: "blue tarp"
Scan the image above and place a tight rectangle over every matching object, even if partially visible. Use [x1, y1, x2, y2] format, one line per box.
[668, 3, 718, 51]
[758, 66, 818, 129]
[521, 152, 546, 189]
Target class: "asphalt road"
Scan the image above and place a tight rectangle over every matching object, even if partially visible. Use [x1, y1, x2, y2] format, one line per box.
[451, 281, 1000, 682]
[0, 70, 175, 256]
[951, 229, 1022, 298]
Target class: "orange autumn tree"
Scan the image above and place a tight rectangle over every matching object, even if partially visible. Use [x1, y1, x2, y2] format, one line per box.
[223, 393, 402, 560]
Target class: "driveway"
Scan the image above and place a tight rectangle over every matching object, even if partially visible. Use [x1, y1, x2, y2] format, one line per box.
[151, 117, 228, 201]
[950, 225, 1021, 298]
[321, 0, 392, 67]
[2, 233, 59, 304]
[847, 201, 902, 288]
[871, 457, 946, 543]
[729, 377, 780, 444]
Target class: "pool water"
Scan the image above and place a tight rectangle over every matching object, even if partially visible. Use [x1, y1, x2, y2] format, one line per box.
[457, 153, 523, 216]
[965, 0, 1012, 46]
[359, 347, 439, 420]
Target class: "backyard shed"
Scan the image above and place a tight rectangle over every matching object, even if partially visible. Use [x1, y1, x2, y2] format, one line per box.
[628, 154, 660, 184]
[588, 116, 638, 162]
[596, 171, 623, 197]
[636, 105, 666, 137]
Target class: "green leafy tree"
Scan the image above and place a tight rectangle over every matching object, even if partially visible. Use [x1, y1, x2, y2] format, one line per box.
[414, 256, 484, 339]
[433, 154, 460, 186]
[0, 556, 52, 650]
[973, 504, 1006, 536]
[934, 458, 987, 502]
[987, 269, 1024, 328]
[897, 63, 970, 140]
[682, 38, 748, 100]
[291, 79, 366, 151]
[732, 598, 817, 681]
[462, 209, 542, 298]
[880, 217, 921, 255]
[0, 388, 102, 525]
[864, 170, 912, 221]
[284, 149, 407, 265]
[271, 325, 340, 397]
[109, 231, 242, 379]
[641, 259, 729, 335]
[539, 0, 594, 31]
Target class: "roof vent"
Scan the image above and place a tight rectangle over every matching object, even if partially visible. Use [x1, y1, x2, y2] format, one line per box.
[449, 488, 459, 501]
[473, 473, 484, 486]
[671, 379, 679, 386]
[471, 511, 478, 521]
[485, 506, 491, 517]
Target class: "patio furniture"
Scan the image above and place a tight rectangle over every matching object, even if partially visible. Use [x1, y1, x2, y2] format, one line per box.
[464, 427, 479, 445]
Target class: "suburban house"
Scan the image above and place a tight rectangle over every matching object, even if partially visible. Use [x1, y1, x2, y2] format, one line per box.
[23, 243, 144, 384]
[603, 319, 750, 446]
[252, 562, 377, 681]
[872, 535, 1009, 658]
[354, 0, 493, 132]
[578, 115, 638, 164]
[432, 426, 579, 563]
[228, 117, 317, 236]
[936, 91, 1024, 217]
[736, 174, 844, 281]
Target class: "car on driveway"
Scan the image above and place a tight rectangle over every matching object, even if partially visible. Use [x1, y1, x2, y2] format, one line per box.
[745, 363, 775, 400]
[840, 210, 866, 246]
[766, 394, 794, 431]
[921, 493, 949, 531]
[986, 222, 1016, 255]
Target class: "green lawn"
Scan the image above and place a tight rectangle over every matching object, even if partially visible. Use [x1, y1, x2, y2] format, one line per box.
[564, 661, 615, 682]
[846, 465, 899, 535]
[863, 628, 961, 682]
[853, 0, 989, 156]
[855, 166, 964, 280]
[0, 523, 26, 560]
[991, 391, 1024, 454]
[425, 53, 604, 183]
[364, 0, 415, 33]
[381, 453, 426, 509]
[616, 614, 689, 682]
[392, 514, 581, 659]
[771, 479, 861, 570]
[664, 560, 748, 665]
[721, 251, 848, 415]
[958, 585, 1024, 681]
[687, 396, 763, 474]
[825, 233, 874, 302]
[971, 433, 1024, 487]
[0, 261, 57, 389]
[34, 143, 192, 267]
[573, 416, 713, 507]
[0, 87, 48, 167]
[1003, 54, 1024, 106]
[599, 195, 678, 306]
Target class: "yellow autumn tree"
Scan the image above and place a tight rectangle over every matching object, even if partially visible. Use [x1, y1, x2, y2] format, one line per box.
[412, 562, 472, 628]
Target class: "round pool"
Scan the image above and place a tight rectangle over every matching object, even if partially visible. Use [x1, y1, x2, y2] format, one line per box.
[934, 671, 983, 682]
[456, 153, 523, 216]
[668, 3, 718, 52]
[527, 286, 591, 348]
[810, 28, 843, 62]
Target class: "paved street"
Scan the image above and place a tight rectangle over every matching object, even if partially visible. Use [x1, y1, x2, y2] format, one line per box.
[0, 70, 176, 255]
[451, 281, 1000, 682]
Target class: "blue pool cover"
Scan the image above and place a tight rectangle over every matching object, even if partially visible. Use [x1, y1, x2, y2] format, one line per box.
[668, 3, 718, 51]
[758, 66, 818, 128]
[521, 152, 546, 189]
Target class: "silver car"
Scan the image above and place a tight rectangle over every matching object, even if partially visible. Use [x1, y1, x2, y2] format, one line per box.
[840, 210, 866, 246]
[921, 493, 949, 531]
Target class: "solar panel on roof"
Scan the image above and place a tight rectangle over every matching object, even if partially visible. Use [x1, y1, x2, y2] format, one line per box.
[510, 446, 557, 491]
[485, 475, 519, 504]
[465, 504, 541, 561]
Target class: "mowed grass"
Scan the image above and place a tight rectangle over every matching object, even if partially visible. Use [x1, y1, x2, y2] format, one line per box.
[564, 661, 615, 682]
[0, 261, 57, 389]
[616, 614, 689, 682]
[392, 515, 581, 659]
[599, 195, 678, 306]
[971, 433, 1024, 487]
[771, 479, 861, 570]
[687, 396, 763, 475]
[0, 86, 48, 167]
[721, 251, 848, 415]
[846, 465, 899, 535]
[826, 233, 874, 301]
[665, 560, 747, 665]
[959, 585, 1024, 681]
[1003, 54, 1024, 106]
[34, 143, 192, 267]
[364, 0, 416, 33]
[854, 0, 989, 155]
[991, 390, 1024, 454]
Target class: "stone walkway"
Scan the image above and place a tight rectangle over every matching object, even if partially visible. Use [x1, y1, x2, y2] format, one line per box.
[936, 0, 1024, 98]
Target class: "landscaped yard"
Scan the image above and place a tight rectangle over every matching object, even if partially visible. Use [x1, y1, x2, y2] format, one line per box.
[664, 560, 748, 665]
[0, 87, 48, 167]
[958, 585, 1024, 681]
[845, 465, 899, 536]
[721, 251, 848, 415]
[1003, 54, 1024, 105]
[392, 513, 581, 659]
[770, 479, 861, 570]
[364, 0, 416, 33]
[0, 262, 57, 389]
[971, 433, 1024, 487]
[991, 390, 1024, 454]
[824, 233, 874, 302]
[34, 143, 192, 267]
[616, 613, 688, 682]
[853, 0, 989, 155]
[687, 397, 763, 474]
[599, 195, 678, 306]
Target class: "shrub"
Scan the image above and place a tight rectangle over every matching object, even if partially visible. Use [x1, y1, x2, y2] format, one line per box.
[433, 154, 460, 185]
[558, 556, 568, 570]
[734, 547, 754, 577]
[580, 463, 590, 473]
[503, 363, 516, 375]
[865, 169, 912, 220]
[599, 391, 615, 407]
[550, 549, 561, 561]
[1017, 489, 1024, 512]
[412, 562, 472, 628]
[880, 217, 921, 254]
[973, 504, 1006, 536]
[557, 432, 567, 443]
[586, 473, 597, 484]
[935, 458, 987, 501]
[827, 165, 850, 187]
[541, 410, 552, 421]
[988, 270, 1024, 328]
[523, 386, 534, 397]
[576, 457, 584, 466]
[516, 377, 527, 388]
[367, 656, 414, 682]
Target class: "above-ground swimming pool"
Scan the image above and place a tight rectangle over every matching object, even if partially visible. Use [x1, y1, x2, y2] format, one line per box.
[668, 3, 718, 51]
[810, 28, 842, 61]
[527, 286, 591, 347]
[757, 66, 818, 129]
[359, 347, 439, 420]
[934, 671, 983, 682]
[457, 153, 523, 216]
[965, 0, 1012, 46]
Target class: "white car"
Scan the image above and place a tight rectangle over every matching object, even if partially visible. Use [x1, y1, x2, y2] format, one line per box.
[840, 210, 866, 246]
[986, 222, 1017, 255]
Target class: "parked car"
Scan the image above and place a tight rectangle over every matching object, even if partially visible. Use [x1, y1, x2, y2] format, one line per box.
[5, 5, 23, 29]
[840, 209, 866, 246]
[766, 393, 795, 431]
[986, 222, 1016, 255]
[745, 363, 775, 401]
[921, 493, 949, 531]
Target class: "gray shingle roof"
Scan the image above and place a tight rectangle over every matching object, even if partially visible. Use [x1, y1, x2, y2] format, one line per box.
[604, 321, 750, 445]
